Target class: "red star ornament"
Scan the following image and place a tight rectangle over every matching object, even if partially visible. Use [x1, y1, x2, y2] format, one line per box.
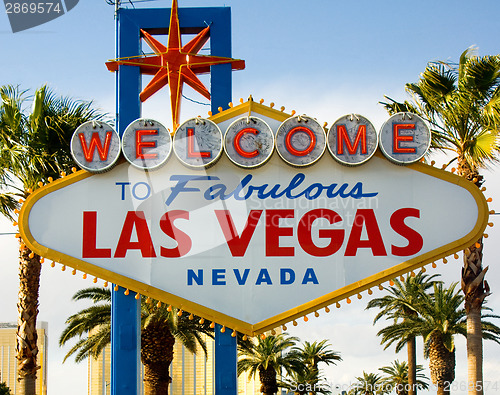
[106, 0, 245, 130]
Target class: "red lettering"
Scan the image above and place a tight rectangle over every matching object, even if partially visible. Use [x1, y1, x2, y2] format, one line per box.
[233, 128, 259, 158]
[187, 128, 211, 158]
[266, 209, 295, 256]
[337, 124, 367, 155]
[393, 124, 416, 154]
[114, 211, 156, 258]
[298, 209, 345, 257]
[136, 129, 158, 159]
[215, 210, 262, 257]
[285, 126, 316, 156]
[345, 209, 387, 256]
[390, 208, 423, 256]
[82, 211, 112, 258]
[159, 210, 192, 258]
[78, 132, 113, 162]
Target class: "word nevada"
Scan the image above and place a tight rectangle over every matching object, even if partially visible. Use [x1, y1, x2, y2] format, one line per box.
[70, 112, 431, 172]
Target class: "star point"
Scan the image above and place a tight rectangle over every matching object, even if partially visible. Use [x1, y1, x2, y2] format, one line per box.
[106, 0, 245, 130]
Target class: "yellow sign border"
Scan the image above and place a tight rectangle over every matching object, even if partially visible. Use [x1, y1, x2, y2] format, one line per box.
[19, 104, 490, 336]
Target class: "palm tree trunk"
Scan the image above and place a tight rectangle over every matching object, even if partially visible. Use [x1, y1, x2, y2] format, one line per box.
[143, 362, 171, 395]
[141, 323, 175, 395]
[259, 365, 278, 395]
[467, 305, 484, 395]
[429, 334, 455, 395]
[437, 383, 450, 395]
[463, 240, 486, 395]
[458, 159, 488, 395]
[407, 336, 417, 395]
[16, 246, 41, 395]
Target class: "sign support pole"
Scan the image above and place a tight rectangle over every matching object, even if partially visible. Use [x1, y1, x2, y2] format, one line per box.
[208, 8, 238, 395]
[111, 7, 141, 395]
[209, 12, 238, 393]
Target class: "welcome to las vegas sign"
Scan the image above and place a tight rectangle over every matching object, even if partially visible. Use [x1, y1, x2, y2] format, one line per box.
[19, 100, 489, 336]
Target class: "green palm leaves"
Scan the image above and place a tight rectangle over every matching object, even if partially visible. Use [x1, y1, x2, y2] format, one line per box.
[368, 278, 500, 392]
[60, 287, 213, 363]
[59, 288, 112, 363]
[60, 287, 213, 394]
[238, 335, 341, 395]
[381, 48, 500, 173]
[0, 85, 104, 217]
[349, 372, 388, 395]
[367, 272, 439, 395]
[381, 48, 500, 394]
[237, 334, 302, 383]
[290, 340, 342, 371]
[379, 360, 429, 395]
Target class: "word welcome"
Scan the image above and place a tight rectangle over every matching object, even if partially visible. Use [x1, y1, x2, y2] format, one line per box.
[70, 112, 431, 172]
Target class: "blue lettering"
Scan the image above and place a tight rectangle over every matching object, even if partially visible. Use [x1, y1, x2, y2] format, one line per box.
[232, 175, 253, 200]
[302, 268, 319, 284]
[233, 269, 250, 285]
[166, 175, 219, 206]
[255, 269, 272, 285]
[132, 182, 151, 200]
[187, 269, 203, 285]
[204, 183, 228, 201]
[285, 173, 307, 199]
[280, 268, 295, 285]
[164, 174, 378, 205]
[304, 183, 324, 199]
[350, 182, 377, 199]
[212, 269, 226, 285]
[116, 182, 131, 200]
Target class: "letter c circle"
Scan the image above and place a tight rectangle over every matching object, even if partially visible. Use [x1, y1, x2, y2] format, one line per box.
[234, 128, 260, 158]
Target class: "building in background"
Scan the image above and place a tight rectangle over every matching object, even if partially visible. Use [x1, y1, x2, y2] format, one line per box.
[0, 322, 48, 395]
[89, 333, 262, 395]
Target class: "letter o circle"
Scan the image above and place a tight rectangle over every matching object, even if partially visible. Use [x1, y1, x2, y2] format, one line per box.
[275, 116, 326, 167]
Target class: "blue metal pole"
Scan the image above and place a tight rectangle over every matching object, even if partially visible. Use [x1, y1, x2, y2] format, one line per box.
[111, 7, 141, 395]
[111, 288, 141, 395]
[215, 325, 237, 394]
[210, 8, 238, 395]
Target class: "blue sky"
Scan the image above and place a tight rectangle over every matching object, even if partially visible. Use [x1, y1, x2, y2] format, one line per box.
[1, 0, 500, 394]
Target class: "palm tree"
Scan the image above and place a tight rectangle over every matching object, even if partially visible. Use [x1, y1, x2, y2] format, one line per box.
[366, 271, 439, 395]
[237, 333, 302, 395]
[278, 339, 339, 395]
[59, 287, 214, 395]
[0, 85, 103, 394]
[377, 283, 500, 395]
[381, 48, 500, 394]
[59, 288, 112, 362]
[379, 360, 429, 395]
[291, 339, 342, 371]
[349, 372, 390, 395]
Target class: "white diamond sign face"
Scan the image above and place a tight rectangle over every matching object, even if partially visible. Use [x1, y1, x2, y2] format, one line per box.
[19, 103, 489, 335]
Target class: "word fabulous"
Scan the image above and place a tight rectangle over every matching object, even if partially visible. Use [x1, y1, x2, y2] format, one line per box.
[70, 112, 431, 172]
